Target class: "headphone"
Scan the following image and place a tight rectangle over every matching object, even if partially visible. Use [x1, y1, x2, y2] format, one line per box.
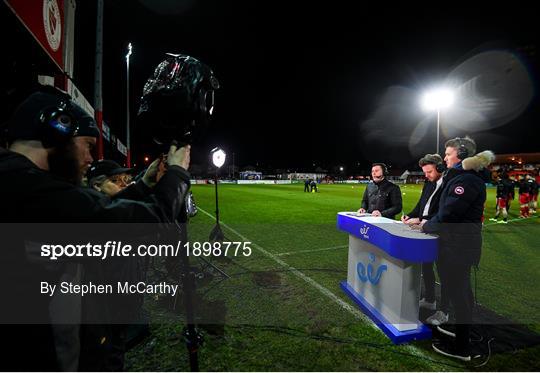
[38, 98, 78, 148]
[457, 144, 469, 160]
[372, 163, 388, 176]
[455, 138, 470, 160]
[2, 86, 78, 148]
[419, 154, 445, 173]
[435, 161, 446, 173]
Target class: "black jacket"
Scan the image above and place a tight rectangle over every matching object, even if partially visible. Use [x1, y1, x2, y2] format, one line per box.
[361, 178, 402, 219]
[423, 166, 486, 266]
[518, 180, 530, 194]
[496, 179, 515, 199]
[407, 178, 443, 220]
[0, 148, 191, 370]
[530, 180, 539, 195]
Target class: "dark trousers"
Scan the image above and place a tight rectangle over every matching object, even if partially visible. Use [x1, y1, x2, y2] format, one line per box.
[421, 262, 436, 302]
[422, 261, 449, 312]
[438, 254, 474, 353]
[304, 184, 309, 192]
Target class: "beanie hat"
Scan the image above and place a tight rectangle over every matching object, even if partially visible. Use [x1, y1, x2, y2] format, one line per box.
[70, 103, 100, 138]
[2, 85, 99, 143]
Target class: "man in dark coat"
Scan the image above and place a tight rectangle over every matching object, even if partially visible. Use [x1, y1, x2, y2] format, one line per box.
[358, 163, 402, 219]
[0, 85, 191, 371]
[416, 136, 494, 361]
[402, 154, 445, 317]
[304, 178, 310, 192]
[310, 179, 318, 192]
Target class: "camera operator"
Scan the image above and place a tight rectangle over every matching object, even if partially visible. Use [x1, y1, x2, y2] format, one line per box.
[0, 84, 192, 371]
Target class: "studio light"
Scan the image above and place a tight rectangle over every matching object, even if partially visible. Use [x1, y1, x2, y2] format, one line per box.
[211, 147, 226, 168]
[209, 147, 227, 242]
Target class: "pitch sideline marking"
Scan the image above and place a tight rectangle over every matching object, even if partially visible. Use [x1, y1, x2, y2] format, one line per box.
[277, 245, 348, 257]
[197, 207, 433, 362]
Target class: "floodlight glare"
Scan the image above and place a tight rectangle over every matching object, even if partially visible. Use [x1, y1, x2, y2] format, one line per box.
[126, 42, 132, 60]
[421, 89, 454, 111]
[421, 88, 455, 154]
[211, 148, 226, 168]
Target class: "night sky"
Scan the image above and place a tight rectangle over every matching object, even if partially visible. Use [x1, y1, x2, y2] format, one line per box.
[7, 1, 540, 173]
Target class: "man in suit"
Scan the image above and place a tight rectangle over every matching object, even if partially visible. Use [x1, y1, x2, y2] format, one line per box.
[402, 154, 446, 321]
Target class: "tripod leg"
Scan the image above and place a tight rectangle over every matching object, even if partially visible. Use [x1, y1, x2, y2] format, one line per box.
[178, 238, 203, 371]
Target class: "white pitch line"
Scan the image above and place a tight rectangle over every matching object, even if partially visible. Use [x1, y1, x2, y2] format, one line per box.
[197, 207, 433, 363]
[277, 245, 348, 256]
[484, 215, 537, 227]
[197, 208, 366, 320]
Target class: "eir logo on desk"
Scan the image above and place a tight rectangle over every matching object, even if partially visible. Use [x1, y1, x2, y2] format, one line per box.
[359, 225, 370, 239]
[357, 253, 387, 285]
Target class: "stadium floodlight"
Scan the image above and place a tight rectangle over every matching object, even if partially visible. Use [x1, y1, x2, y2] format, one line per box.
[421, 88, 454, 154]
[209, 147, 226, 242]
[339, 166, 344, 171]
[125, 42, 133, 167]
[211, 147, 226, 168]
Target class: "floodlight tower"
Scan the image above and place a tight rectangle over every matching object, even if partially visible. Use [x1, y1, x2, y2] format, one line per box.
[421, 88, 454, 154]
[125, 42, 133, 167]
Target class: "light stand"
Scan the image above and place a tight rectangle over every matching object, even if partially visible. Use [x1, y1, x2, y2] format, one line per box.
[126, 42, 133, 167]
[175, 218, 202, 371]
[175, 147, 229, 370]
[421, 88, 454, 155]
[209, 148, 226, 242]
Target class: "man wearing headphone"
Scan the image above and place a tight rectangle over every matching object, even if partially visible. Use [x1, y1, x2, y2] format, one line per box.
[358, 163, 402, 219]
[414, 136, 494, 361]
[0, 85, 192, 371]
[402, 154, 447, 321]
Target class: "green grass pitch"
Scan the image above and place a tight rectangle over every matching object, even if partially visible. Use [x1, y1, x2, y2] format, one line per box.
[127, 183, 540, 371]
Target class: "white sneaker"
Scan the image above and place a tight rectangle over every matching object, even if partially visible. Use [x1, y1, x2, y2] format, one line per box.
[425, 310, 448, 326]
[419, 298, 437, 311]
